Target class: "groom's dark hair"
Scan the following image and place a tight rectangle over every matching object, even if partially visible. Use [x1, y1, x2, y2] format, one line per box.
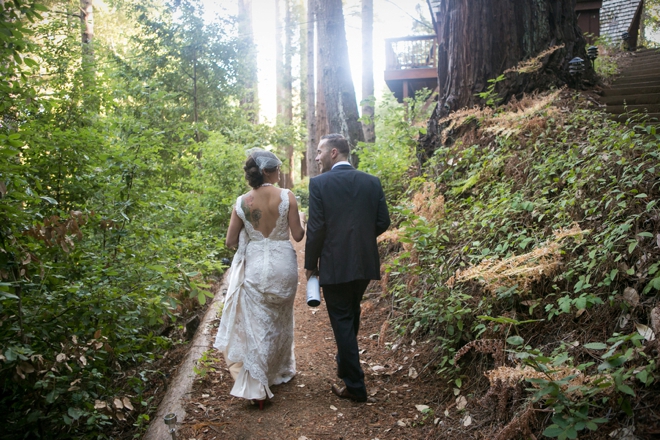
[321, 134, 350, 158]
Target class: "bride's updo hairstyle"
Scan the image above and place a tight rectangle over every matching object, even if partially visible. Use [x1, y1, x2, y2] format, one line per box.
[244, 148, 282, 189]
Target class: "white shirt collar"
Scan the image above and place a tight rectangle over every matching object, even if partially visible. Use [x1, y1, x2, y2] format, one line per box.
[332, 161, 351, 169]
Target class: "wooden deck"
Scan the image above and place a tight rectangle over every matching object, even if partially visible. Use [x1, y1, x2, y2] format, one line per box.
[384, 35, 438, 102]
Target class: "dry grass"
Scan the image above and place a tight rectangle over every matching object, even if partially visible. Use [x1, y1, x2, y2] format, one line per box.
[446, 223, 586, 294]
[411, 181, 445, 222]
[504, 44, 565, 75]
[377, 228, 401, 244]
[454, 339, 505, 367]
[378, 181, 445, 247]
[485, 364, 612, 399]
[433, 88, 564, 148]
[378, 182, 445, 293]
[484, 89, 563, 138]
[493, 404, 537, 440]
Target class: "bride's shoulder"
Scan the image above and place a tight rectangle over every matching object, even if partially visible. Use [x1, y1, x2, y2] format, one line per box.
[235, 191, 253, 207]
[240, 190, 255, 199]
[280, 188, 294, 201]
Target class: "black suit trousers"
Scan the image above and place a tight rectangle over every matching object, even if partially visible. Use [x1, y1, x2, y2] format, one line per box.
[322, 279, 370, 399]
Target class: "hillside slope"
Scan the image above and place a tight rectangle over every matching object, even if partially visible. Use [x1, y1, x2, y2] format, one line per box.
[380, 89, 660, 439]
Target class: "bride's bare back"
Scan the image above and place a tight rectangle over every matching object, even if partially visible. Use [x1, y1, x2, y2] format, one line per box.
[241, 187, 283, 238]
[225, 186, 305, 248]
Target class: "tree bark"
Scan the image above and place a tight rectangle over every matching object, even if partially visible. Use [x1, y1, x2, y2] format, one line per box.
[434, 0, 592, 119]
[193, 46, 199, 144]
[284, 0, 294, 187]
[238, 0, 259, 122]
[275, 0, 295, 188]
[315, 19, 328, 152]
[80, 0, 97, 109]
[275, 0, 285, 119]
[361, 0, 375, 143]
[316, 0, 364, 155]
[80, 0, 93, 52]
[306, 0, 319, 178]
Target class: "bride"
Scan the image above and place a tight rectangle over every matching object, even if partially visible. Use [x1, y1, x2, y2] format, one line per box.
[214, 148, 305, 409]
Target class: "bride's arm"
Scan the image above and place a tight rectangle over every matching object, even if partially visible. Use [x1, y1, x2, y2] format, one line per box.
[225, 208, 244, 248]
[287, 191, 305, 242]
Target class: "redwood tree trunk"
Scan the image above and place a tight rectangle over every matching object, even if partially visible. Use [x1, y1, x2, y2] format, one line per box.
[284, 0, 294, 187]
[306, 0, 319, 178]
[275, 0, 284, 118]
[238, 0, 259, 122]
[275, 0, 294, 188]
[434, 0, 592, 119]
[361, 0, 375, 143]
[315, 13, 328, 152]
[317, 0, 364, 154]
[80, 0, 97, 109]
[80, 0, 93, 54]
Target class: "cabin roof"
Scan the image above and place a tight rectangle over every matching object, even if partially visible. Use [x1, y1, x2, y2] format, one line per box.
[600, 0, 643, 41]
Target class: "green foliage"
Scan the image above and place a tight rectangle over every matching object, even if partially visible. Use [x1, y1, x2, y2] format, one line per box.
[0, 0, 263, 437]
[292, 177, 310, 211]
[382, 91, 660, 436]
[585, 34, 623, 78]
[121, 0, 246, 139]
[356, 90, 433, 202]
[193, 350, 220, 378]
[642, 0, 660, 46]
[511, 330, 656, 440]
[476, 74, 505, 108]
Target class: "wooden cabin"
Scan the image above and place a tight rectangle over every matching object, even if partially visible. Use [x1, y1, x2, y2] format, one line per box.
[384, 1, 645, 103]
[383, 35, 438, 103]
[576, 1, 602, 43]
[599, 0, 644, 48]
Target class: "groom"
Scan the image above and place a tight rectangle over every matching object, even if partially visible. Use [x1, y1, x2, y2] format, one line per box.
[305, 133, 390, 402]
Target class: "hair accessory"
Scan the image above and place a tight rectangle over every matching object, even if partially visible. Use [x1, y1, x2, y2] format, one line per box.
[247, 148, 282, 174]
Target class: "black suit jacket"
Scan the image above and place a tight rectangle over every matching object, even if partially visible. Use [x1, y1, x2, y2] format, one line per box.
[304, 164, 390, 285]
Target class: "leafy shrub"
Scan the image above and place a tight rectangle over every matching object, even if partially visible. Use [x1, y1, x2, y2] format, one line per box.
[292, 177, 310, 211]
[382, 90, 660, 437]
[356, 91, 434, 203]
[0, 1, 261, 437]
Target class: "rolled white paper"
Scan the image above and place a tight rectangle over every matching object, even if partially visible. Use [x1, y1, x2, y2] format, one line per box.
[306, 275, 321, 307]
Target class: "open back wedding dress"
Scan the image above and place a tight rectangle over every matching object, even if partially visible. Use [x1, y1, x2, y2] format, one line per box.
[214, 189, 298, 400]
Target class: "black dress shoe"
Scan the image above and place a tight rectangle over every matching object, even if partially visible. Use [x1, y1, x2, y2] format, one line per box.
[331, 384, 367, 402]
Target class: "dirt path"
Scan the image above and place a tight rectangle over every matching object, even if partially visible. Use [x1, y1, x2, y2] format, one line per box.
[177, 238, 445, 440]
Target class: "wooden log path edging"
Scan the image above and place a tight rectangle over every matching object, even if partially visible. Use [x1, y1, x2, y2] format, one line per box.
[142, 272, 229, 440]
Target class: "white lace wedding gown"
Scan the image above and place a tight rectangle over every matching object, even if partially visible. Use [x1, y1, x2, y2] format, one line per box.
[214, 189, 298, 400]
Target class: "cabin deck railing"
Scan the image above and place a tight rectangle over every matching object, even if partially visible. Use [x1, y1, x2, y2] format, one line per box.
[385, 35, 437, 71]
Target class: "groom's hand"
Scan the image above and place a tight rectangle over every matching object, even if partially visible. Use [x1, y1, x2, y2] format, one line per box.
[305, 269, 314, 280]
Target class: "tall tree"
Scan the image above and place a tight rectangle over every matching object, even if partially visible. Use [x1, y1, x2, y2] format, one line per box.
[127, 0, 245, 141]
[237, 0, 259, 122]
[305, 0, 318, 178]
[641, 0, 660, 45]
[298, 0, 307, 177]
[283, 0, 294, 186]
[275, 0, 284, 117]
[316, 0, 364, 153]
[434, 0, 592, 119]
[315, 20, 328, 152]
[275, 0, 295, 187]
[80, 0, 93, 58]
[80, 0, 97, 109]
[361, 0, 375, 143]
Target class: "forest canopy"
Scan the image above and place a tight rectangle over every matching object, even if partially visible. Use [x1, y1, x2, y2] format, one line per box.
[0, 0, 285, 436]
